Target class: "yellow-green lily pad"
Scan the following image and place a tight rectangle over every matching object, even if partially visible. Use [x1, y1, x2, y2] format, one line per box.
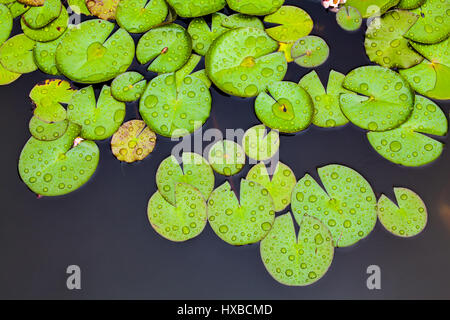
[0, 61, 20, 85]
[21, 6, 68, 42]
[208, 140, 245, 176]
[22, 0, 61, 29]
[29, 116, 69, 141]
[33, 37, 61, 75]
[291, 35, 329, 68]
[227, 0, 284, 15]
[166, 0, 225, 18]
[264, 5, 313, 43]
[0, 4, 12, 46]
[336, 6, 362, 32]
[111, 71, 146, 102]
[0, 33, 36, 73]
[242, 124, 279, 161]
[7, 1, 29, 18]
[116, 0, 168, 33]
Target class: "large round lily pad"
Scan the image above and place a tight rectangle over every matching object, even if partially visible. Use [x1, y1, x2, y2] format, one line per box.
[136, 23, 192, 74]
[340, 66, 414, 131]
[397, 0, 424, 9]
[111, 71, 146, 102]
[246, 162, 296, 212]
[206, 27, 287, 97]
[156, 152, 214, 205]
[208, 140, 245, 176]
[21, 6, 68, 42]
[227, 0, 284, 15]
[86, 0, 120, 20]
[298, 70, 351, 128]
[0, 33, 36, 74]
[111, 120, 156, 163]
[291, 36, 329, 68]
[166, 0, 225, 18]
[207, 179, 275, 245]
[18, 122, 99, 196]
[367, 95, 447, 166]
[264, 6, 313, 43]
[0, 62, 20, 85]
[336, 6, 362, 32]
[365, 10, 423, 69]
[344, 0, 400, 18]
[242, 124, 279, 161]
[147, 182, 208, 242]
[29, 116, 69, 141]
[255, 81, 313, 133]
[33, 38, 61, 75]
[291, 164, 377, 247]
[377, 188, 427, 237]
[56, 19, 134, 83]
[67, 85, 126, 140]
[22, 0, 61, 29]
[260, 213, 334, 286]
[116, 0, 168, 33]
[0, 4, 12, 46]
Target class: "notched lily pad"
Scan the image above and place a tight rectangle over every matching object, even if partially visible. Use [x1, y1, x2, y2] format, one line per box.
[0, 33, 37, 74]
[166, 0, 225, 18]
[0, 4, 12, 46]
[242, 124, 280, 161]
[264, 5, 313, 43]
[21, 6, 68, 42]
[227, 0, 284, 16]
[291, 36, 329, 68]
[29, 116, 69, 141]
[116, 0, 168, 33]
[111, 71, 146, 102]
[22, 0, 61, 29]
[336, 6, 362, 32]
[208, 140, 245, 176]
[86, 0, 120, 20]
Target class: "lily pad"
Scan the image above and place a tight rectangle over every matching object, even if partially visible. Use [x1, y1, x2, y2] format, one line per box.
[207, 179, 275, 245]
[264, 6, 313, 43]
[377, 188, 427, 237]
[0, 4, 12, 46]
[255, 81, 313, 133]
[86, 0, 119, 20]
[33, 38, 61, 75]
[226, 0, 284, 15]
[7, 1, 29, 18]
[136, 23, 192, 74]
[367, 95, 447, 166]
[365, 10, 423, 69]
[111, 120, 156, 163]
[246, 162, 296, 212]
[191, 69, 212, 88]
[340, 66, 414, 131]
[0, 62, 20, 85]
[0, 33, 36, 74]
[68, 0, 91, 15]
[208, 140, 245, 176]
[22, 0, 61, 29]
[397, 0, 425, 9]
[206, 27, 287, 97]
[166, 0, 225, 18]
[242, 124, 280, 161]
[156, 152, 214, 205]
[67, 85, 126, 140]
[21, 6, 68, 42]
[111, 71, 146, 102]
[336, 6, 362, 31]
[298, 70, 351, 128]
[18, 122, 100, 196]
[56, 19, 135, 83]
[116, 0, 168, 33]
[221, 13, 264, 29]
[17, 0, 44, 6]
[29, 116, 69, 141]
[344, 0, 400, 18]
[291, 36, 329, 68]
[291, 164, 377, 247]
[147, 182, 208, 242]
[260, 213, 334, 286]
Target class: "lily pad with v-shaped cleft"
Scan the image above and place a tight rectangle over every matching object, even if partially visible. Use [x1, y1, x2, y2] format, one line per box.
[264, 5, 313, 43]
[336, 6, 362, 32]
[116, 0, 168, 33]
[111, 71, 147, 102]
[242, 124, 280, 161]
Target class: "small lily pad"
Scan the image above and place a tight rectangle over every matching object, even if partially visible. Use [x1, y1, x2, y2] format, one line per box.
[227, 0, 284, 15]
[33, 38, 61, 75]
[260, 213, 334, 286]
[136, 23, 192, 74]
[377, 188, 427, 237]
[68, 0, 91, 15]
[336, 6, 362, 31]
[86, 0, 120, 20]
[242, 124, 280, 161]
[246, 162, 296, 212]
[7, 1, 29, 18]
[207, 179, 275, 245]
[29, 116, 69, 141]
[291, 36, 329, 68]
[111, 120, 156, 163]
[208, 140, 245, 176]
[67, 85, 126, 140]
[0, 4, 12, 46]
[116, 0, 168, 33]
[147, 182, 208, 242]
[0, 33, 36, 74]
[340, 65, 414, 131]
[21, 6, 68, 42]
[298, 70, 351, 128]
[0, 62, 20, 85]
[206, 27, 287, 98]
[111, 71, 146, 102]
[22, 0, 61, 29]
[367, 95, 447, 166]
[264, 6, 313, 43]
[166, 0, 225, 18]
[18, 122, 100, 196]
[255, 81, 313, 133]
[397, 0, 424, 9]
[156, 152, 214, 205]
[291, 164, 377, 247]
[344, 0, 400, 18]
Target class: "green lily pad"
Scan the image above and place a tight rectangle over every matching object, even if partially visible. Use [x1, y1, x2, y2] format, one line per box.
[260, 213, 334, 286]
[404, 0, 450, 44]
[0, 62, 20, 85]
[336, 6, 362, 32]
[86, 0, 119, 20]
[67, 85, 126, 140]
[111, 71, 146, 102]
[156, 152, 214, 205]
[340, 66, 414, 131]
[397, 0, 425, 9]
[227, 0, 284, 15]
[56, 19, 135, 83]
[207, 179, 275, 245]
[33, 38, 61, 75]
[30, 79, 76, 123]
[242, 124, 280, 161]
[18, 122, 99, 196]
[166, 0, 225, 18]
[367, 95, 447, 166]
[344, 0, 400, 18]
[22, 0, 61, 29]
[291, 164, 377, 247]
[67, 0, 91, 15]
[18, 0, 44, 6]
[111, 120, 156, 163]
[298, 70, 351, 128]
[264, 6, 313, 43]
[116, 0, 168, 33]
[29, 116, 69, 141]
[377, 188, 427, 237]
[206, 27, 287, 98]
[139, 72, 211, 138]
[221, 13, 264, 29]
[0, 33, 36, 73]
[291, 36, 329, 68]
[255, 81, 313, 133]
[21, 6, 68, 42]
[136, 23, 192, 74]
[246, 162, 296, 212]
[208, 140, 245, 176]
[365, 10, 423, 69]
[0, 4, 12, 46]
[7, 1, 29, 18]
[147, 182, 208, 242]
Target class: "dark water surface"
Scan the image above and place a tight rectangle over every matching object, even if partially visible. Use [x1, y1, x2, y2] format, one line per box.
[0, 0, 449, 299]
